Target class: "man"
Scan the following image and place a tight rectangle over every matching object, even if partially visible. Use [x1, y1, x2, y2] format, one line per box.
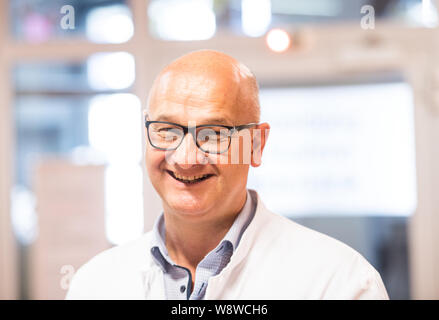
[66, 50, 388, 299]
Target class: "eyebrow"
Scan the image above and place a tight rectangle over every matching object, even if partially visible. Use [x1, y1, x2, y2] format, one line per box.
[152, 114, 233, 126]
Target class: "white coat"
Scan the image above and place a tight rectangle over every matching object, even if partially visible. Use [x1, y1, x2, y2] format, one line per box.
[66, 190, 389, 300]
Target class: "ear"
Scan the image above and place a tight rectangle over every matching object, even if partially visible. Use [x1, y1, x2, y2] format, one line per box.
[143, 110, 148, 132]
[251, 122, 270, 167]
[143, 110, 150, 144]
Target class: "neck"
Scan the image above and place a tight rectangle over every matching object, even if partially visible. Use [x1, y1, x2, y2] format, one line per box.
[162, 190, 247, 273]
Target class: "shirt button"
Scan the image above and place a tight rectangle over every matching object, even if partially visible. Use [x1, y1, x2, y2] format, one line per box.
[180, 285, 186, 293]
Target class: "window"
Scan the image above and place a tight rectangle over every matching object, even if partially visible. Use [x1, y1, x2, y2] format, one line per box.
[250, 81, 417, 217]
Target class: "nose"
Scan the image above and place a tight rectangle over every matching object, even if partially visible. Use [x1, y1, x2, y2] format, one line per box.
[165, 132, 207, 168]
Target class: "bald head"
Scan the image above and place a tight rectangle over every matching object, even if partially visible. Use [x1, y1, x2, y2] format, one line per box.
[147, 50, 260, 123]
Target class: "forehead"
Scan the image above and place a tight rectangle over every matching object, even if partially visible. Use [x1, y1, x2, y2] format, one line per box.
[148, 70, 241, 125]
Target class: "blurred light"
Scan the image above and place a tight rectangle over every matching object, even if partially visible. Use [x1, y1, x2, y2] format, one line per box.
[86, 5, 134, 43]
[407, 0, 438, 28]
[105, 164, 144, 245]
[241, 0, 272, 37]
[148, 0, 216, 41]
[271, 0, 342, 17]
[266, 29, 291, 53]
[422, 0, 438, 27]
[70, 145, 107, 165]
[88, 94, 144, 245]
[11, 186, 37, 245]
[23, 13, 52, 43]
[88, 94, 142, 164]
[87, 52, 135, 90]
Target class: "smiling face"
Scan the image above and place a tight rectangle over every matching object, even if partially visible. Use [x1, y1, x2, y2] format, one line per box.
[145, 50, 268, 222]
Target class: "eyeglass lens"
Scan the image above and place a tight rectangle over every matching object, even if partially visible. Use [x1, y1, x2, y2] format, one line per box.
[148, 123, 231, 153]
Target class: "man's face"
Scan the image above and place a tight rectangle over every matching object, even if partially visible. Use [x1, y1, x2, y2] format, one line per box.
[145, 69, 258, 220]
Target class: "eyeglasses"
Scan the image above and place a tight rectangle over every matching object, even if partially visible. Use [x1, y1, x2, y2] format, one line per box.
[145, 118, 258, 154]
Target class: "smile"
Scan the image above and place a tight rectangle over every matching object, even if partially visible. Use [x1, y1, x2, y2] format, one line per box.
[167, 170, 214, 184]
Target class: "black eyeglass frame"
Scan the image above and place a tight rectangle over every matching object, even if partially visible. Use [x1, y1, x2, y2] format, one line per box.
[145, 119, 259, 154]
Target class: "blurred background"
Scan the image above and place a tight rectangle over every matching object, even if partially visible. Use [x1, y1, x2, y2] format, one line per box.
[0, 0, 439, 300]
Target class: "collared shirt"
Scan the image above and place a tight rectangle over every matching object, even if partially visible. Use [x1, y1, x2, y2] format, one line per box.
[150, 190, 256, 300]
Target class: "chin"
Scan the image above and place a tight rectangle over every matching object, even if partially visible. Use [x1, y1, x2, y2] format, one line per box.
[165, 192, 215, 217]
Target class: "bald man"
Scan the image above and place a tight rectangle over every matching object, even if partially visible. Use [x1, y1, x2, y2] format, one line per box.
[66, 50, 389, 300]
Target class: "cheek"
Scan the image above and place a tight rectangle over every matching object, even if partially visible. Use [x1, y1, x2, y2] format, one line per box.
[216, 164, 249, 188]
[145, 146, 165, 175]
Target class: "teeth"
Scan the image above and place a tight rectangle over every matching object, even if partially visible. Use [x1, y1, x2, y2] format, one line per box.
[173, 172, 208, 181]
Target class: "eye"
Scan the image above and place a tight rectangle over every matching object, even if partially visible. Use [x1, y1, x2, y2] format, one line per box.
[151, 126, 182, 140]
[156, 127, 176, 132]
[197, 128, 230, 144]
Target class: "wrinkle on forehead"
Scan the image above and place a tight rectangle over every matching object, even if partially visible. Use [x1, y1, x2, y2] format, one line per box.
[154, 69, 239, 106]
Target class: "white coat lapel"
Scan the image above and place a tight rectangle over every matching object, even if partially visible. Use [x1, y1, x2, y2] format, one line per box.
[142, 263, 166, 300]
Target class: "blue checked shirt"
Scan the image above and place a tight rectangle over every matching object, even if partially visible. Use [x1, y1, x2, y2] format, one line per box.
[150, 190, 256, 300]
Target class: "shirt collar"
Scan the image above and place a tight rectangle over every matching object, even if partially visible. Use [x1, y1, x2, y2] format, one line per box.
[221, 189, 255, 250]
[150, 190, 255, 267]
[150, 211, 171, 271]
